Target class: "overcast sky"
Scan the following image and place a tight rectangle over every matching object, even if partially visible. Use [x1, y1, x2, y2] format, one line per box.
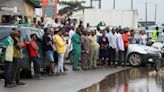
[82, 0, 164, 25]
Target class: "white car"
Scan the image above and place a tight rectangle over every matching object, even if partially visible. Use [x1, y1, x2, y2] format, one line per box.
[152, 35, 164, 58]
[127, 44, 160, 66]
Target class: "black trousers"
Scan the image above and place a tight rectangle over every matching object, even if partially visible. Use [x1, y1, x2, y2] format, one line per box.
[124, 47, 128, 65]
[4, 61, 12, 86]
[11, 58, 21, 84]
[118, 50, 123, 66]
[110, 47, 116, 65]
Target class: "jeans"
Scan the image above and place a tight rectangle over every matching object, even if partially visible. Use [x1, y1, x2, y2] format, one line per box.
[31, 57, 41, 75]
[4, 61, 12, 86]
[57, 54, 64, 73]
[11, 58, 21, 83]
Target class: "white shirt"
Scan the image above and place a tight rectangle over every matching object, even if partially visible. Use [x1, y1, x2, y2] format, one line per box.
[116, 33, 124, 51]
[68, 30, 75, 51]
[109, 33, 117, 49]
[139, 34, 147, 45]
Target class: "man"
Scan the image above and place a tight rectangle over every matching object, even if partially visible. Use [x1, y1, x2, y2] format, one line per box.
[43, 28, 55, 76]
[54, 29, 66, 75]
[88, 29, 98, 69]
[11, 29, 25, 87]
[152, 27, 159, 42]
[72, 28, 81, 71]
[81, 31, 90, 70]
[105, 26, 112, 65]
[122, 28, 129, 66]
[22, 16, 29, 26]
[116, 28, 124, 66]
[109, 28, 117, 67]
[29, 34, 43, 79]
[4, 32, 16, 88]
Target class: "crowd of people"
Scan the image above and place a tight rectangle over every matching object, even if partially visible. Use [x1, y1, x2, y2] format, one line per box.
[3, 17, 161, 88]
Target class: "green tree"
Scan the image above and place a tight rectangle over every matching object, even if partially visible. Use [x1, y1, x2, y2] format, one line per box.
[58, 1, 92, 16]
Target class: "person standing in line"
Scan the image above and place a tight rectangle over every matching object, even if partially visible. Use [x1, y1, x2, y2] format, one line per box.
[43, 28, 55, 76]
[72, 28, 82, 71]
[54, 29, 66, 75]
[116, 28, 124, 66]
[109, 28, 117, 67]
[152, 27, 159, 42]
[3, 32, 16, 88]
[22, 16, 29, 26]
[88, 29, 98, 69]
[29, 34, 43, 79]
[81, 31, 90, 70]
[139, 30, 147, 45]
[122, 28, 129, 66]
[105, 26, 112, 66]
[11, 29, 26, 87]
[98, 30, 109, 67]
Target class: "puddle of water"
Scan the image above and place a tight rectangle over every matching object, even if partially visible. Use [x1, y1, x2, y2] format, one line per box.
[79, 67, 164, 92]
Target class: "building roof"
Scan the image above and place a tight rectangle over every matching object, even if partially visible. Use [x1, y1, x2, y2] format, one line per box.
[26, 0, 42, 8]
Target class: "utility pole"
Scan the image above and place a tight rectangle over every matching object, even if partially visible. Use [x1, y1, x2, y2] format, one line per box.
[145, 1, 148, 27]
[90, 0, 93, 8]
[113, 0, 116, 9]
[131, 0, 133, 10]
[90, 0, 101, 9]
[155, 3, 157, 24]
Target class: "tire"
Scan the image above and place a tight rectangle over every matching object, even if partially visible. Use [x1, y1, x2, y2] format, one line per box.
[128, 53, 142, 66]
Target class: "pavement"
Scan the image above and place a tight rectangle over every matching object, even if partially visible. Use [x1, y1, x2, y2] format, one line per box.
[0, 65, 129, 92]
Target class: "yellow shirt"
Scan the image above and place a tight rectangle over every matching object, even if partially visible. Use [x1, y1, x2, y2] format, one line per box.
[53, 34, 66, 54]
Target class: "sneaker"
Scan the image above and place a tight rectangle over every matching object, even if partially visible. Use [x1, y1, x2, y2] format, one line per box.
[55, 73, 61, 76]
[35, 75, 44, 80]
[4, 84, 13, 88]
[17, 82, 26, 85]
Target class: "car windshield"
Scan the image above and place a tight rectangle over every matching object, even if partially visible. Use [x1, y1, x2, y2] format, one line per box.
[157, 35, 164, 42]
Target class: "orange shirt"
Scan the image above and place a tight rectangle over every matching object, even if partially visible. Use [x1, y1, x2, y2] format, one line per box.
[122, 33, 129, 48]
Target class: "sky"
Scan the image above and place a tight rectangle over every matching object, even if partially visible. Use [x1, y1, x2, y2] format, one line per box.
[82, 0, 164, 25]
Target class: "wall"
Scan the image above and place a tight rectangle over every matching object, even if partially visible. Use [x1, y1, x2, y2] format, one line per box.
[24, 1, 35, 20]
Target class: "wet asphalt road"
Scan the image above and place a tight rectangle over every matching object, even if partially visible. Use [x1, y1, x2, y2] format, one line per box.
[80, 67, 164, 92]
[0, 65, 128, 92]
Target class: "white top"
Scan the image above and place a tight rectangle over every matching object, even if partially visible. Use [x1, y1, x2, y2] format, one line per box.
[139, 34, 147, 45]
[116, 33, 124, 51]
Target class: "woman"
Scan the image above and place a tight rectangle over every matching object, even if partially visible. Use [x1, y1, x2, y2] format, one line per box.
[139, 30, 147, 45]
[98, 30, 109, 66]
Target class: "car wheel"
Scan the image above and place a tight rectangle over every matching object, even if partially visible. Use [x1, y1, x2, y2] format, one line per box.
[128, 53, 142, 66]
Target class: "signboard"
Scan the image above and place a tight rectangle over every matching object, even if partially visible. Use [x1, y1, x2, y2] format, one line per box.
[42, 0, 57, 17]
[43, 6, 55, 17]
[0, 6, 18, 13]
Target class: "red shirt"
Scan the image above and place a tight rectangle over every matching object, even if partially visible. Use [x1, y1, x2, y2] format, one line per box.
[122, 33, 129, 48]
[29, 40, 39, 57]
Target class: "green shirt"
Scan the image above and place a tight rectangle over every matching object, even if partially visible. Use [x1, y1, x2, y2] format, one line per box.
[4, 36, 14, 61]
[23, 21, 29, 26]
[72, 33, 81, 51]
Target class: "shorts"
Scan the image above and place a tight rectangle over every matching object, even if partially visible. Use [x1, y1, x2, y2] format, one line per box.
[46, 50, 54, 62]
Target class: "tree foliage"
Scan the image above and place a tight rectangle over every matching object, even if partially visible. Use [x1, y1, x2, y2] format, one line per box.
[58, 1, 92, 15]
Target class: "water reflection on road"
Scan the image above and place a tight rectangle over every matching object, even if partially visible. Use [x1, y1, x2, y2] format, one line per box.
[79, 67, 164, 92]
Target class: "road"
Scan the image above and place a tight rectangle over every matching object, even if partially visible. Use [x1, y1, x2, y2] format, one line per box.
[0, 65, 129, 92]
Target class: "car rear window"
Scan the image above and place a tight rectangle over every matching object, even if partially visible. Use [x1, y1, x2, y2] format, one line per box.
[0, 27, 14, 41]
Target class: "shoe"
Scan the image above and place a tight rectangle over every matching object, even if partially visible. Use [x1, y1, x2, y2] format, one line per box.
[12, 83, 17, 87]
[55, 73, 61, 76]
[4, 84, 13, 88]
[35, 75, 44, 80]
[73, 68, 80, 71]
[17, 82, 26, 85]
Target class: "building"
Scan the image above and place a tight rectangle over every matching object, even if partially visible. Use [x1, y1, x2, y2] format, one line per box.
[0, 0, 41, 24]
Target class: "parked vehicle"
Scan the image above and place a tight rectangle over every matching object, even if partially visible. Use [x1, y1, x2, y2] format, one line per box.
[152, 35, 164, 58]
